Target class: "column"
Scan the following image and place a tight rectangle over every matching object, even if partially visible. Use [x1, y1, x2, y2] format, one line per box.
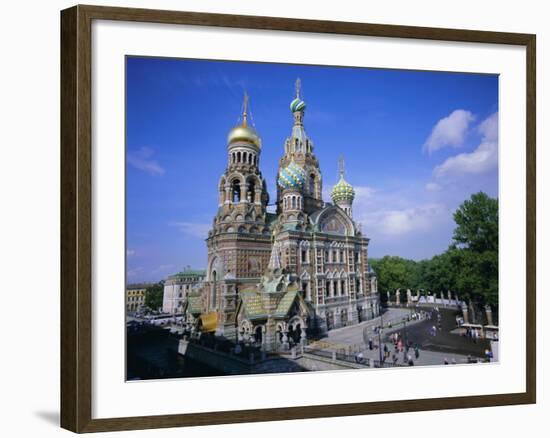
[254, 188, 262, 204]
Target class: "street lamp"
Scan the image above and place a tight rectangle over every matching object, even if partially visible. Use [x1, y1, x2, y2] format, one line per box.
[377, 302, 384, 364]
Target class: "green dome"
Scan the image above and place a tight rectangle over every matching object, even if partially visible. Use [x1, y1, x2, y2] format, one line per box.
[290, 97, 306, 112]
[331, 176, 355, 204]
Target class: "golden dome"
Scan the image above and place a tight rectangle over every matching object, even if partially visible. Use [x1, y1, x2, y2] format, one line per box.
[227, 122, 261, 148]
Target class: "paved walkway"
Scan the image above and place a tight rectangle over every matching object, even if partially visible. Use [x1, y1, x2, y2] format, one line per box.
[312, 307, 491, 367]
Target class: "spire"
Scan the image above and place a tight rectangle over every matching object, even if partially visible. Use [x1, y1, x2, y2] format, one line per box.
[227, 92, 260, 148]
[290, 79, 306, 113]
[338, 155, 345, 178]
[241, 92, 249, 127]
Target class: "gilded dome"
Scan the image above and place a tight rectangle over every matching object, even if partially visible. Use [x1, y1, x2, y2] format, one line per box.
[331, 176, 355, 204]
[227, 123, 261, 148]
[278, 161, 306, 190]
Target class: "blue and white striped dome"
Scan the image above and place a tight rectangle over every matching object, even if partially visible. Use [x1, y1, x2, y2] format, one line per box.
[277, 161, 306, 190]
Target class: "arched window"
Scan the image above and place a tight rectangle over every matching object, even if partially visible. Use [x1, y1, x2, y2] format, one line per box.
[243, 151, 247, 164]
[232, 179, 241, 203]
[246, 179, 255, 203]
[309, 174, 316, 195]
[253, 155, 257, 166]
[291, 196, 296, 209]
[248, 153, 252, 165]
[237, 151, 241, 163]
[211, 271, 217, 309]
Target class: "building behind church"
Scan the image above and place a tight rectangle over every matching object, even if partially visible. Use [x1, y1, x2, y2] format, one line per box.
[181, 80, 379, 351]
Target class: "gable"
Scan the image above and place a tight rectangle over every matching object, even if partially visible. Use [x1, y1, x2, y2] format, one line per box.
[314, 206, 355, 236]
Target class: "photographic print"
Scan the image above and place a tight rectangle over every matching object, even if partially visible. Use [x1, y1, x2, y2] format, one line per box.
[125, 57, 499, 380]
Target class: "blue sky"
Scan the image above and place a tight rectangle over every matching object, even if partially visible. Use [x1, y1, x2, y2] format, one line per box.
[126, 57, 498, 283]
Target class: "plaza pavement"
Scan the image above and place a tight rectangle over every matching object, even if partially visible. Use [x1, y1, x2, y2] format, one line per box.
[313, 307, 490, 367]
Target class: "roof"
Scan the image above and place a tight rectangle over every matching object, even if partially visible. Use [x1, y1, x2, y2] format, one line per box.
[239, 288, 300, 320]
[167, 269, 206, 280]
[126, 283, 155, 290]
[240, 289, 267, 319]
[273, 290, 299, 317]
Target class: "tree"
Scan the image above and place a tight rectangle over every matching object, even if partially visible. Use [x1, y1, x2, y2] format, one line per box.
[453, 191, 498, 252]
[370, 192, 499, 312]
[369, 256, 420, 293]
[145, 283, 164, 311]
[451, 192, 499, 308]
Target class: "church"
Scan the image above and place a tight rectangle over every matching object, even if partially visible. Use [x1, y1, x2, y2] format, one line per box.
[184, 80, 379, 351]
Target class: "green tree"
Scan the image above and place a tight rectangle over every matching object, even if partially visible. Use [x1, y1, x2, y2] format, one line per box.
[453, 191, 498, 252]
[370, 192, 498, 311]
[370, 256, 419, 294]
[451, 192, 499, 308]
[145, 283, 164, 311]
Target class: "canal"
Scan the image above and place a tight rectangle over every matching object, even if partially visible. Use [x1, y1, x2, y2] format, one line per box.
[126, 326, 219, 380]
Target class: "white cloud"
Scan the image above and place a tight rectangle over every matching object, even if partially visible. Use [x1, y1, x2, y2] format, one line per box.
[172, 222, 211, 239]
[478, 111, 498, 141]
[127, 147, 165, 176]
[354, 186, 376, 200]
[423, 109, 475, 154]
[425, 182, 441, 192]
[357, 203, 447, 237]
[126, 249, 135, 257]
[433, 112, 498, 178]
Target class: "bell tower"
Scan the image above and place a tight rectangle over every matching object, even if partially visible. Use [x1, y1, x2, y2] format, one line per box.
[276, 79, 323, 215]
[205, 93, 272, 337]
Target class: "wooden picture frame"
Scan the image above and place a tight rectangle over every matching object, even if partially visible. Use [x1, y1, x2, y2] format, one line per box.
[60, 4, 536, 433]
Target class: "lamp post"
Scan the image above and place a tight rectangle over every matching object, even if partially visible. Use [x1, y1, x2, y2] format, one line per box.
[402, 317, 408, 351]
[378, 302, 384, 364]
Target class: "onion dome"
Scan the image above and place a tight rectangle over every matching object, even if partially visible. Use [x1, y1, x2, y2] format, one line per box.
[331, 175, 355, 204]
[227, 124, 261, 148]
[290, 78, 306, 112]
[227, 92, 261, 148]
[290, 97, 306, 113]
[278, 161, 306, 190]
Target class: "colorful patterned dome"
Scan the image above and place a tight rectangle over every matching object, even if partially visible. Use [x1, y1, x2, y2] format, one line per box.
[290, 97, 306, 113]
[277, 161, 306, 190]
[331, 176, 355, 204]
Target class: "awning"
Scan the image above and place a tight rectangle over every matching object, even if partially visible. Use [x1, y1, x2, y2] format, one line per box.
[198, 312, 218, 332]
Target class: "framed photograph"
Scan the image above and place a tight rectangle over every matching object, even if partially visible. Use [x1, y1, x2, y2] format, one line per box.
[60, 4, 536, 433]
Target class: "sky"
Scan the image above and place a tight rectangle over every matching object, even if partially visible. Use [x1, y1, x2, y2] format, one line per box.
[126, 56, 498, 283]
